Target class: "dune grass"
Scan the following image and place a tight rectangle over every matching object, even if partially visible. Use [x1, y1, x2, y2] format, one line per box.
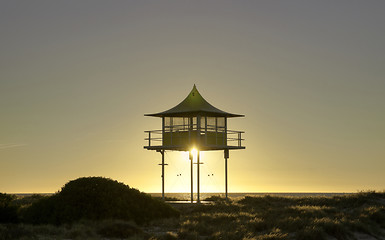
[176, 191, 385, 240]
[0, 220, 148, 240]
[1, 191, 384, 239]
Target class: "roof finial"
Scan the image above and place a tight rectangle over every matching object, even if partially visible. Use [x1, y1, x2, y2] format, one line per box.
[192, 84, 197, 96]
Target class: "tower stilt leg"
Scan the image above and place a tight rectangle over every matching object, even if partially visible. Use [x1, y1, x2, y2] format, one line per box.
[157, 150, 167, 201]
[190, 151, 193, 203]
[197, 150, 200, 203]
[224, 149, 229, 200]
[161, 150, 165, 200]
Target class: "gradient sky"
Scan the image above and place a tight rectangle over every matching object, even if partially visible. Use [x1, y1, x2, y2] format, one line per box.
[1, 1, 384, 193]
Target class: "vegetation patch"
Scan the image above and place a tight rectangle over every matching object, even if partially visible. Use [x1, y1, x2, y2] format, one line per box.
[1, 188, 384, 239]
[96, 219, 146, 238]
[20, 177, 179, 225]
[0, 193, 18, 223]
[177, 191, 385, 240]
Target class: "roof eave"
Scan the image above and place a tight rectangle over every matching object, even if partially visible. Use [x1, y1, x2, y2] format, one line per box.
[145, 112, 244, 118]
[144, 85, 245, 118]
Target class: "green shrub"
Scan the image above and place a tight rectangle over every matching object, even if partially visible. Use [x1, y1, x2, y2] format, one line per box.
[97, 219, 143, 238]
[0, 224, 34, 240]
[11, 194, 45, 209]
[204, 195, 230, 203]
[22, 177, 179, 225]
[366, 206, 385, 226]
[313, 217, 348, 239]
[156, 232, 178, 240]
[255, 228, 288, 240]
[296, 226, 325, 240]
[0, 193, 18, 223]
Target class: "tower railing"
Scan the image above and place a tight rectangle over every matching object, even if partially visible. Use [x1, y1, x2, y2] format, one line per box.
[144, 128, 245, 149]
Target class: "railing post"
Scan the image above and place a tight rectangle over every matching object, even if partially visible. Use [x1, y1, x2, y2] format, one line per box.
[215, 117, 218, 145]
[148, 131, 151, 147]
[224, 117, 227, 146]
[162, 117, 165, 146]
[238, 132, 241, 147]
[205, 116, 207, 146]
[170, 117, 173, 146]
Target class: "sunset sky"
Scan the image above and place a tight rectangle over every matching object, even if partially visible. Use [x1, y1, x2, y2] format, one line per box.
[1, 1, 384, 193]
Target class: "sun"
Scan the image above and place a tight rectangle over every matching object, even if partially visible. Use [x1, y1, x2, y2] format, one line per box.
[191, 147, 198, 156]
[189, 147, 198, 161]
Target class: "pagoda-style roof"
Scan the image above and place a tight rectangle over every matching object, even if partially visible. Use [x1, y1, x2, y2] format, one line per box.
[145, 85, 244, 118]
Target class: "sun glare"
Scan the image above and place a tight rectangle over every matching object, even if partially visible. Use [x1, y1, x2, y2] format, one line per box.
[191, 148, 198, 156]
[188, 147, 198, 161]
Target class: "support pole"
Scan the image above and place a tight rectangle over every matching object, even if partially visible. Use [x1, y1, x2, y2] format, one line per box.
[224, 149, 229, 200]
[189, 151, 193, 203]
[162, 150, 165, 200]
[197, 150, 200, 203]
[158, 150, 167, 201]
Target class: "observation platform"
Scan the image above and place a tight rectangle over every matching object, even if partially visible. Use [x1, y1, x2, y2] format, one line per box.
[144, 129, 245, 151]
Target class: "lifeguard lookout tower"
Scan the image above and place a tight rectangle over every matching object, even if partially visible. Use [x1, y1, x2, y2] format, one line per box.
[144, 85, 245, 202]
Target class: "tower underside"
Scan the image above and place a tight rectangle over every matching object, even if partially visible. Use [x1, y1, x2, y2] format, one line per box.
[144, 145, 244, 151]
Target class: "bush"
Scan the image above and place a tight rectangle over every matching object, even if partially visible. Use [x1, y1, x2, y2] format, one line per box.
[97, 220, 143, 238]
[204, 195, 231, 204]
[0, 224, 34, 240]
[22, 177, 179, 225]
[0, 193, 18, 223]
[11, 194, 45, 209]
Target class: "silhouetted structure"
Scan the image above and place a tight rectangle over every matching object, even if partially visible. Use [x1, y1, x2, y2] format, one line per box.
[144, 85, 245, 202]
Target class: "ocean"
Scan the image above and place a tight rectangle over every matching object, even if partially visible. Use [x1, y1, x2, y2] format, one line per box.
[149, 192, 352, 200]
[14, 192, 352, 200]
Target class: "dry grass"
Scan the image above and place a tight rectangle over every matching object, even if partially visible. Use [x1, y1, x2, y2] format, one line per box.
[175, 191, 385, 240]
[1, 191, 384, 240]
